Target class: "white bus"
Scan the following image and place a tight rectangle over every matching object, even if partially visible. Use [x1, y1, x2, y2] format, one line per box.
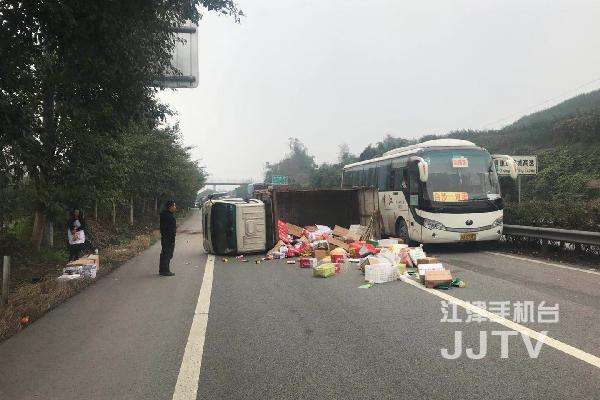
[342, 139, 518, 244]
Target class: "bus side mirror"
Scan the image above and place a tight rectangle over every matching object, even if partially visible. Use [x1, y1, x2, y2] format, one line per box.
[418, 160, 429, 183]
[492, 155, 518, 180]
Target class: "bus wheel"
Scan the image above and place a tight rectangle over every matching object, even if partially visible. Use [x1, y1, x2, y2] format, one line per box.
[395, 218, 410, 244]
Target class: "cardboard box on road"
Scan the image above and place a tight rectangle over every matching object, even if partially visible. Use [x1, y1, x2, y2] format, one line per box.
[425, 270, 453, 288]
[332, 225, 360, 242]
[418, 263, 445, 284]
[327, 237, 350, 251]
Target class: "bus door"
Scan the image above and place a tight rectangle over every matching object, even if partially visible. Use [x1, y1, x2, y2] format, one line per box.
[407, 162, 422, 242]
[379, 161, 394, 234]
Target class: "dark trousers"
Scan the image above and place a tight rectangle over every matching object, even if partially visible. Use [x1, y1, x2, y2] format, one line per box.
[159, 238, 175, 273]
[69, 243, 84, 261]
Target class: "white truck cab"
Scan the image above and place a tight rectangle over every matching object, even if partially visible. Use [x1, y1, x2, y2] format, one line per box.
[201, 197, 266, 255]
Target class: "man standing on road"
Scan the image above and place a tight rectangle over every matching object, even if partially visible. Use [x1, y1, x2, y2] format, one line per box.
[159, 200, 177, 276]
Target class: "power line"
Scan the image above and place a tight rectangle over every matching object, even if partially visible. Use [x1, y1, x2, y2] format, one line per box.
[480, 76, 600, 129]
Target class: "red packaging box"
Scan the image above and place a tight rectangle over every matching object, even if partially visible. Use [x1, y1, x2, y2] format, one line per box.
[299, 258, 318, 269]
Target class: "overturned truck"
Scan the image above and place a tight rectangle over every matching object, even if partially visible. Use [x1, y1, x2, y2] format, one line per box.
[203, 188, 380, 255]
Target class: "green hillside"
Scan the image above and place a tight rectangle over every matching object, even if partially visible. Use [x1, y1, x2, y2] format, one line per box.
[428, 90, 600, 229]
[507, 89, 600, 130]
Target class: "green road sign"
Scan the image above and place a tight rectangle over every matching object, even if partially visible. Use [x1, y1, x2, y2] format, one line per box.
[272, 175, 287, 185]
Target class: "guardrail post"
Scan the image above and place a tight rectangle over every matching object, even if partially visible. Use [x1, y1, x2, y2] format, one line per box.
[541, 239, 548, 256]
[2, 256, 10, 305]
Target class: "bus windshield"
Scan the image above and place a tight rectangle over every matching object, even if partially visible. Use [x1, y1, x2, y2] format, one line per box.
[421, 149, 500, 203]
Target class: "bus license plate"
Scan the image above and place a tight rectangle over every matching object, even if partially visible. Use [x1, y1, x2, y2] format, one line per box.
[460, 233, 476, 241]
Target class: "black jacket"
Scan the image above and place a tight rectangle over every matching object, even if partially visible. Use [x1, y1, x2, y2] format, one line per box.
[160, 209, 177, 241]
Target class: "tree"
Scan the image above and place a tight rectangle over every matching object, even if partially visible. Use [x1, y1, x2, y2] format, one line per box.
[264, 138, 316, 186]
[358, 134, 414, 161]
[0, 0, 239, 249]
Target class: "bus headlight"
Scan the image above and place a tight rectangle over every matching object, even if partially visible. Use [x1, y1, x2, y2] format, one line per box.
[492, 217, 503, 227]
[424, 218, 446, 231]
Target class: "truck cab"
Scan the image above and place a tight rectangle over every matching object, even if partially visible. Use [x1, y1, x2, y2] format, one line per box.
[201, 198, 267, 255]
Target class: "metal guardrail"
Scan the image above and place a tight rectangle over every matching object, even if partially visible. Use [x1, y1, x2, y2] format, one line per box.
[503, 225, 600, 246]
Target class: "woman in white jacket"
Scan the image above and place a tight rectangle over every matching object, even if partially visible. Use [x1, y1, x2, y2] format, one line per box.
[67, 208, 86, 261]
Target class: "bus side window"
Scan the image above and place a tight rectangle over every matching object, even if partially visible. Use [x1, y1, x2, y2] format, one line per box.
[408, 170, 419, 206]
[393, 167, 403, 190]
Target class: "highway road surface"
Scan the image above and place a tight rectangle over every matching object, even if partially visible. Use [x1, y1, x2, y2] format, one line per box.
[0, 209, 599, 399]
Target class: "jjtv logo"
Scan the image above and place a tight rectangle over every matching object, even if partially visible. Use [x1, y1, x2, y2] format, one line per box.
[440, 300, 559, 360]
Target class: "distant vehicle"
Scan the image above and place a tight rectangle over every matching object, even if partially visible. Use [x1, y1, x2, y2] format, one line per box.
[342, 139, 518, 244]
[201, 197, 266, 255]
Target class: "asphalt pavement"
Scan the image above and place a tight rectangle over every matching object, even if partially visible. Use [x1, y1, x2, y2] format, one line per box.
[0, 211, 598, 399]
[0, 212, 207, 400]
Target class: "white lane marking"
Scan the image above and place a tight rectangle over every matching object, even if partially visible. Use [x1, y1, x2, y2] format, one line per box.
[485, 251, 600, 276]
[172, 255, 215, 400]
[400, 276, 600, 369]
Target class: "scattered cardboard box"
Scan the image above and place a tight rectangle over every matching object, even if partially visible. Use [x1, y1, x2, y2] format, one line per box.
[267, 240, 286, 255]
[67, 257, 96, 267]
[286, 223, 305, 238]
[425, 270, 453, 288]
[332, 225, 360, 241]
[327, 237, 350, 251]
[349, 224, 365, 238]
[409, 248, 426, 265]
[418, 263, 445, 284]
[417, 257, 439, 265]
[87, 254, 100, 270]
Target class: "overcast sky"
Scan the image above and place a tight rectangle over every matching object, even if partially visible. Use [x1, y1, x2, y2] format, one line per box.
[158, 0, 600, 185]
